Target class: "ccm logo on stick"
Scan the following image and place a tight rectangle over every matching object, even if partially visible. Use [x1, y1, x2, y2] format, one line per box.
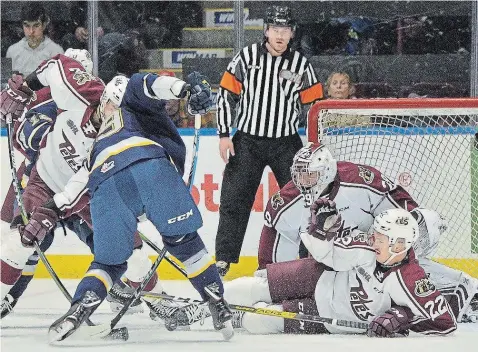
[168, 209, 193, 224]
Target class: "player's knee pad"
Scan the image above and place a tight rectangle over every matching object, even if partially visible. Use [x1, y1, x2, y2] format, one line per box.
[223, 276, 272, 306]
[411, 208, 447, 258]
[162, 231, 206, 262]
[242, 302, 284, 334]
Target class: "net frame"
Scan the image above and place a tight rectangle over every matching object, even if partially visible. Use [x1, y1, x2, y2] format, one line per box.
[307, 98, 478, 277]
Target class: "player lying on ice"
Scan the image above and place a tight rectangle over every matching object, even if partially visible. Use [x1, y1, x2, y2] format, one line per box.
[256, 142, 478, 323]
[191, 207, 458, 337]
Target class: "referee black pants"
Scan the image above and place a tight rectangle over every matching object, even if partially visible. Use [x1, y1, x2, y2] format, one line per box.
[216, 131, 303, 264]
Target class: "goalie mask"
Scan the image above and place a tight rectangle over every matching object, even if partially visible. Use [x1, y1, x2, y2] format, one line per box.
[291, 142, 337, 205]
[371, 208, 419, 265]
[99, 75, 129, 120]
[64, 48, 93, 74]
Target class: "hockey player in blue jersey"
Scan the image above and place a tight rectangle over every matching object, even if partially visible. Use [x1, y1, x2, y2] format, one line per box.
[33, 71, 233, 342]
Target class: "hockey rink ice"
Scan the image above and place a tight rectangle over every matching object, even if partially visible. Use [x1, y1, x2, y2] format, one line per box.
[1, 280, 477, 352]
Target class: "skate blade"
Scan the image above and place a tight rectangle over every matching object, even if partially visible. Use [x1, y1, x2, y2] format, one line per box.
[49, 321, 75, 344]
[218, 320, 234, 341]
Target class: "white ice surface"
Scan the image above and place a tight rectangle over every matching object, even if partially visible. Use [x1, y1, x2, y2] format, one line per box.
[1, 279, 477, 352]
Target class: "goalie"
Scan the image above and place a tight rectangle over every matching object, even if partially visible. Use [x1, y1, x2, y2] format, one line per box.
[257, 142, 477, 323]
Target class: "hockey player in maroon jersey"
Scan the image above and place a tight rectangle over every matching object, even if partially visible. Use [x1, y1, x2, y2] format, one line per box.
[257, 142, 478, 323]
[224, 207, 457, 336]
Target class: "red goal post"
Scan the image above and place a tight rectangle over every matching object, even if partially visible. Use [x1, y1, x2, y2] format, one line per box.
[307, 98, 478, 277]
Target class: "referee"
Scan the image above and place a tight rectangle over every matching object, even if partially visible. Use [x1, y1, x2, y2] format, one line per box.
[215, 6, 324, 276]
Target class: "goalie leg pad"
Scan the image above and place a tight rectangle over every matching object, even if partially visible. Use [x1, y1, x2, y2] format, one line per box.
[267, 258, 325, 302]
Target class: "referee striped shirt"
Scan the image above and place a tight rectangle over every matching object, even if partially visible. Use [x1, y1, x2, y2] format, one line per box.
[217, 42, 323, 138]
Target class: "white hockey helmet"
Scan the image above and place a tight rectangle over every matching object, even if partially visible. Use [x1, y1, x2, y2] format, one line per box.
[99, 75, 129, 119]
[372, 208, 419, 261]
[291, 142, 337, 203]
[64, 48, 93, 74]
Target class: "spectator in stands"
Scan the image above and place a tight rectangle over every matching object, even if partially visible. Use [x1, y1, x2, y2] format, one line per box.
[5, 3, 63, 76]
[325, 71, 355, 99]
[324, 72, 372, 128]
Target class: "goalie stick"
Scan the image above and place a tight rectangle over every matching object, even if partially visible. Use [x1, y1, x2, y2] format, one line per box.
[5, 114, 127, 341]
[139, 291, 369, 330]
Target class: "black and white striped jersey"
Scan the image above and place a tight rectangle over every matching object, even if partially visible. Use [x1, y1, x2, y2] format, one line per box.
[217, 42, 323, 138]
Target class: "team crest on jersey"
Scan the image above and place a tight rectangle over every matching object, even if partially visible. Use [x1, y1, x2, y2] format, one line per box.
[279, 69, 302, 85]
[270, 191, 284, 210]
[70, 68, 94, 85]
[414, 278, 436, 297]
[358, 166, 374, 184]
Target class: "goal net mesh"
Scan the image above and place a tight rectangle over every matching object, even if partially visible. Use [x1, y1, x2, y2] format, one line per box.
[308, 98, 478, 277]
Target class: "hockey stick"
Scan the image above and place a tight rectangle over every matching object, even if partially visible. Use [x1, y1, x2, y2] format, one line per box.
[140, 291, 369, 330]
[91, 113, 203, 336]
[5, 114, 127, 340]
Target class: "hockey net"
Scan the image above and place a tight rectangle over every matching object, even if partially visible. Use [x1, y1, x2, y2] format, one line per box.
[308, 98, 478, 277]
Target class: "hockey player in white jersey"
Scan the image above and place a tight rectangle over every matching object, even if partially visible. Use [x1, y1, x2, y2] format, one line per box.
[257, 142, 478, 323]
[223, 207, 457, 336]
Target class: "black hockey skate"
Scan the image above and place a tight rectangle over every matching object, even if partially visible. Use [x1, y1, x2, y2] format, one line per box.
[106, 281, 144, 314]
[204, 283, 234, 340]
[48, 291, 101, 343]
[1, 294, 18, 319]
[147, 298, 211, 331]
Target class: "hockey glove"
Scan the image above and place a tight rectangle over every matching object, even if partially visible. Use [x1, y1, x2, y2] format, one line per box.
[367, 306, 412, 338]
[308, 198, 342, 241]
[18, 206, 59, 247]
[186, 71, 212, 115]
[0, 74, 34, 122]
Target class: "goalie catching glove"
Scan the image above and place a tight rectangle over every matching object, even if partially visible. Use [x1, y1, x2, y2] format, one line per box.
[0, 74, 34, 122]
[185, 71, 212, 115]
[18, 199, 61, 247]
[308, 198, 342, 241]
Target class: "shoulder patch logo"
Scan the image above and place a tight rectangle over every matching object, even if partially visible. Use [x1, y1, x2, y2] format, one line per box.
[414, 278, 436, 297]
[271, 191, 285, 210]
[358, 166, 374, 184]
[100, 160, 115, 173]
[69, 67, 94, 85]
